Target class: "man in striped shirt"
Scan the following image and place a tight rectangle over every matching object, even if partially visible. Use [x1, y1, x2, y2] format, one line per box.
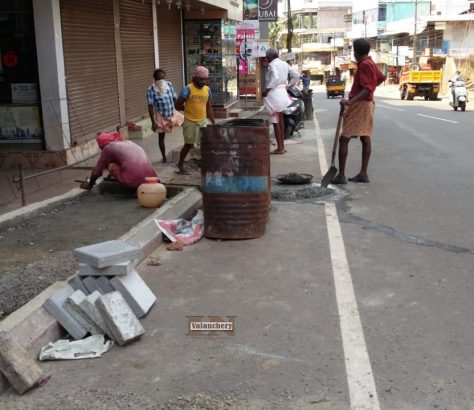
[147, 68, 178, 163]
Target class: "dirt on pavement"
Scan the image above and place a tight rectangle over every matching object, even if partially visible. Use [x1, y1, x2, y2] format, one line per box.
[0, 190, 155, 319]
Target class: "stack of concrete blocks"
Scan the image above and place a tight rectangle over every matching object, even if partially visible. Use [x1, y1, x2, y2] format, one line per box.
[43, 240, 157, 346]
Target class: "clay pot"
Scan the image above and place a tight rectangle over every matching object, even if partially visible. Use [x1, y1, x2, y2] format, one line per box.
[137, 177, 166, 208]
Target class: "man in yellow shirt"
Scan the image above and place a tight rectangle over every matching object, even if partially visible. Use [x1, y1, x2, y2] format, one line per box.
[174, 66, 215, 174]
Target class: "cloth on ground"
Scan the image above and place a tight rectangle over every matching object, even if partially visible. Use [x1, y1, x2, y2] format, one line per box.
[39, 335, 113, 361]
[155, 209, 204, 246]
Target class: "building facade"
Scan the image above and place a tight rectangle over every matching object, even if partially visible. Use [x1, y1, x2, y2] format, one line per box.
[0, 0, 241, 169]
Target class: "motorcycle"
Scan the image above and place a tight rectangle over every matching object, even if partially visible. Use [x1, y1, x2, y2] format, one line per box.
[448, 80, 468, 111]
[283, 86, 306, 139]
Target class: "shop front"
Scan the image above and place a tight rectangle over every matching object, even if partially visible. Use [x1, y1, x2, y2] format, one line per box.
[1, 0, 241, 169]
[0, 0, 43, 150]
[183, 17, 238, 117]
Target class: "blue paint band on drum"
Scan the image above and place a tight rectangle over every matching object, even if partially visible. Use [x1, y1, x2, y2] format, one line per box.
[203, 176, 268, 194]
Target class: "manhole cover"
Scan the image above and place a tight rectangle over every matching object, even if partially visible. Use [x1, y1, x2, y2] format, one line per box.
[272, 182, 334, 202]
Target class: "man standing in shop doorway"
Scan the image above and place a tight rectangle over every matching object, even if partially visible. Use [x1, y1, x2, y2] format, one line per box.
[262, 48, 300, 154]
[174, 66, 216, 175]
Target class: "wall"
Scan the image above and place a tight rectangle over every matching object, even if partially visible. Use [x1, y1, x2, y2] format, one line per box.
[317, 7, 347, 31]
[431, 0, 470, 15]
[200, 0, 242, 21]
[443, 21, 474, 49]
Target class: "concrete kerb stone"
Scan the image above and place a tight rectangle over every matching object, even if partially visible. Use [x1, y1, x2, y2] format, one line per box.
[95, 292, 145, 346]
[120, 187, 202, 263]
[0, 187, 202, 396]
[82, 276, 103, 295]
[73, 240, 141, 268]
[95, 276, 115, 294]
[78, 260, 136, 276]
[68, 275, 90, 295]
[110, 269, 157, 319]
[79, 291, 113, 339]
[64, 290, 103, 335]
[42, 285, 88, 340]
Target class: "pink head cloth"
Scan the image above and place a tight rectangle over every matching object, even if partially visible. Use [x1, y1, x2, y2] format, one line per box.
[193, 66, 209, 78]
[96, 132, 123, 150]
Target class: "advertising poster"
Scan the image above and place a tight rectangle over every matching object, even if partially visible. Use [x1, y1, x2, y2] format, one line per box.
[259, 0, 278, 22]
[243, 0, 258, 21]
[236, 29, 256, 60]
[0, 105, 43, 139]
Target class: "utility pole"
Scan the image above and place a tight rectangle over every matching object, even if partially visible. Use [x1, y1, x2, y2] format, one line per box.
[287, 0, 293, 57]
[413, 0, 418, 63]
[363, 11, 367, 38]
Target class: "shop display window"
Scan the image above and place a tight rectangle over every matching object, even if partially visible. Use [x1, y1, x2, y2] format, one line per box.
[184, 19, 237, 107]
[0, 0, 42, 141]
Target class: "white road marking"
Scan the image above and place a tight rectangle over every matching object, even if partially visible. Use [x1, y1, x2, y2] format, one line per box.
[417, 114, 458, 123]
[314, 116, 381, 410]
[378, 105, 405, 111]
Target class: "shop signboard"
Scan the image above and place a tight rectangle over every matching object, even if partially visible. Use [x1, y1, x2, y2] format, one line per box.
[259, 0, 277, 22]
[449, 48, 469, 57]
[11, 83, 39, 104]
[432, 48, 447, 57]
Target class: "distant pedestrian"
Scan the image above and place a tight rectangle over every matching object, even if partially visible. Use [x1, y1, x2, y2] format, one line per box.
[174, 66, 215, 175]
[80, 132, 158, 190]
[301, 71, 311, 91]
[262, 48, 300, 154]
[147, 68, 182, 163]
[331, 38, 386, 184]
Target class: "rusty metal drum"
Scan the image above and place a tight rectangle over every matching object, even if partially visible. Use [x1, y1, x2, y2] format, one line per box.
[201, 119, 270, 239]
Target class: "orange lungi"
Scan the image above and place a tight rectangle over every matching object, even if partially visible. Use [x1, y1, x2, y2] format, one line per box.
[341, 100, 375, 138]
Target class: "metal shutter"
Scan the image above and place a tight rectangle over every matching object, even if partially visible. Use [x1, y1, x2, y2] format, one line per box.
[157, 7, 184, 93]
[61, 0, 120, 145]
[120, 0, 155, 122]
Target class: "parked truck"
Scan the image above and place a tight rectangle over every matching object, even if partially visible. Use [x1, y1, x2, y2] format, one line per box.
[399, 65, 442, 101]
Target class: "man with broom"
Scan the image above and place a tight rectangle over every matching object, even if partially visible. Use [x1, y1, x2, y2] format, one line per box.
[330, 38, 385, 184]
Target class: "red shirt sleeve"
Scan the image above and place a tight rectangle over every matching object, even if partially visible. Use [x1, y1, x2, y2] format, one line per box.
[357, 60, 378, 93]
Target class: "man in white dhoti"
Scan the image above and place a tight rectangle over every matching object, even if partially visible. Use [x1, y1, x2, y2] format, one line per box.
[262, 48, 300, 154]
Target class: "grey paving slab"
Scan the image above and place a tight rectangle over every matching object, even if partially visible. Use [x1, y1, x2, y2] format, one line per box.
[79, 291, 113, 340]
[82, 277, 102, 295]
[95, 276, 115, 294]
[110, 269, 157, 319]
[73, 240, 141, 268]
[64, 290, 103, 335]
[67, 275, 90, 296]
[95, 291, 145, 346]
[78, 260, 136, 276]
[42, 285, 88, 340]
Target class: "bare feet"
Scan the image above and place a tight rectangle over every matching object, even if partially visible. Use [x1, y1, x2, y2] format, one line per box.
[271, 149, 286, 155]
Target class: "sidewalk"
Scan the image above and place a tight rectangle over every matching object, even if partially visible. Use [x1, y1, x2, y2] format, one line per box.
[0, 106, 262, 216]
[0, 102, 332, 409]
